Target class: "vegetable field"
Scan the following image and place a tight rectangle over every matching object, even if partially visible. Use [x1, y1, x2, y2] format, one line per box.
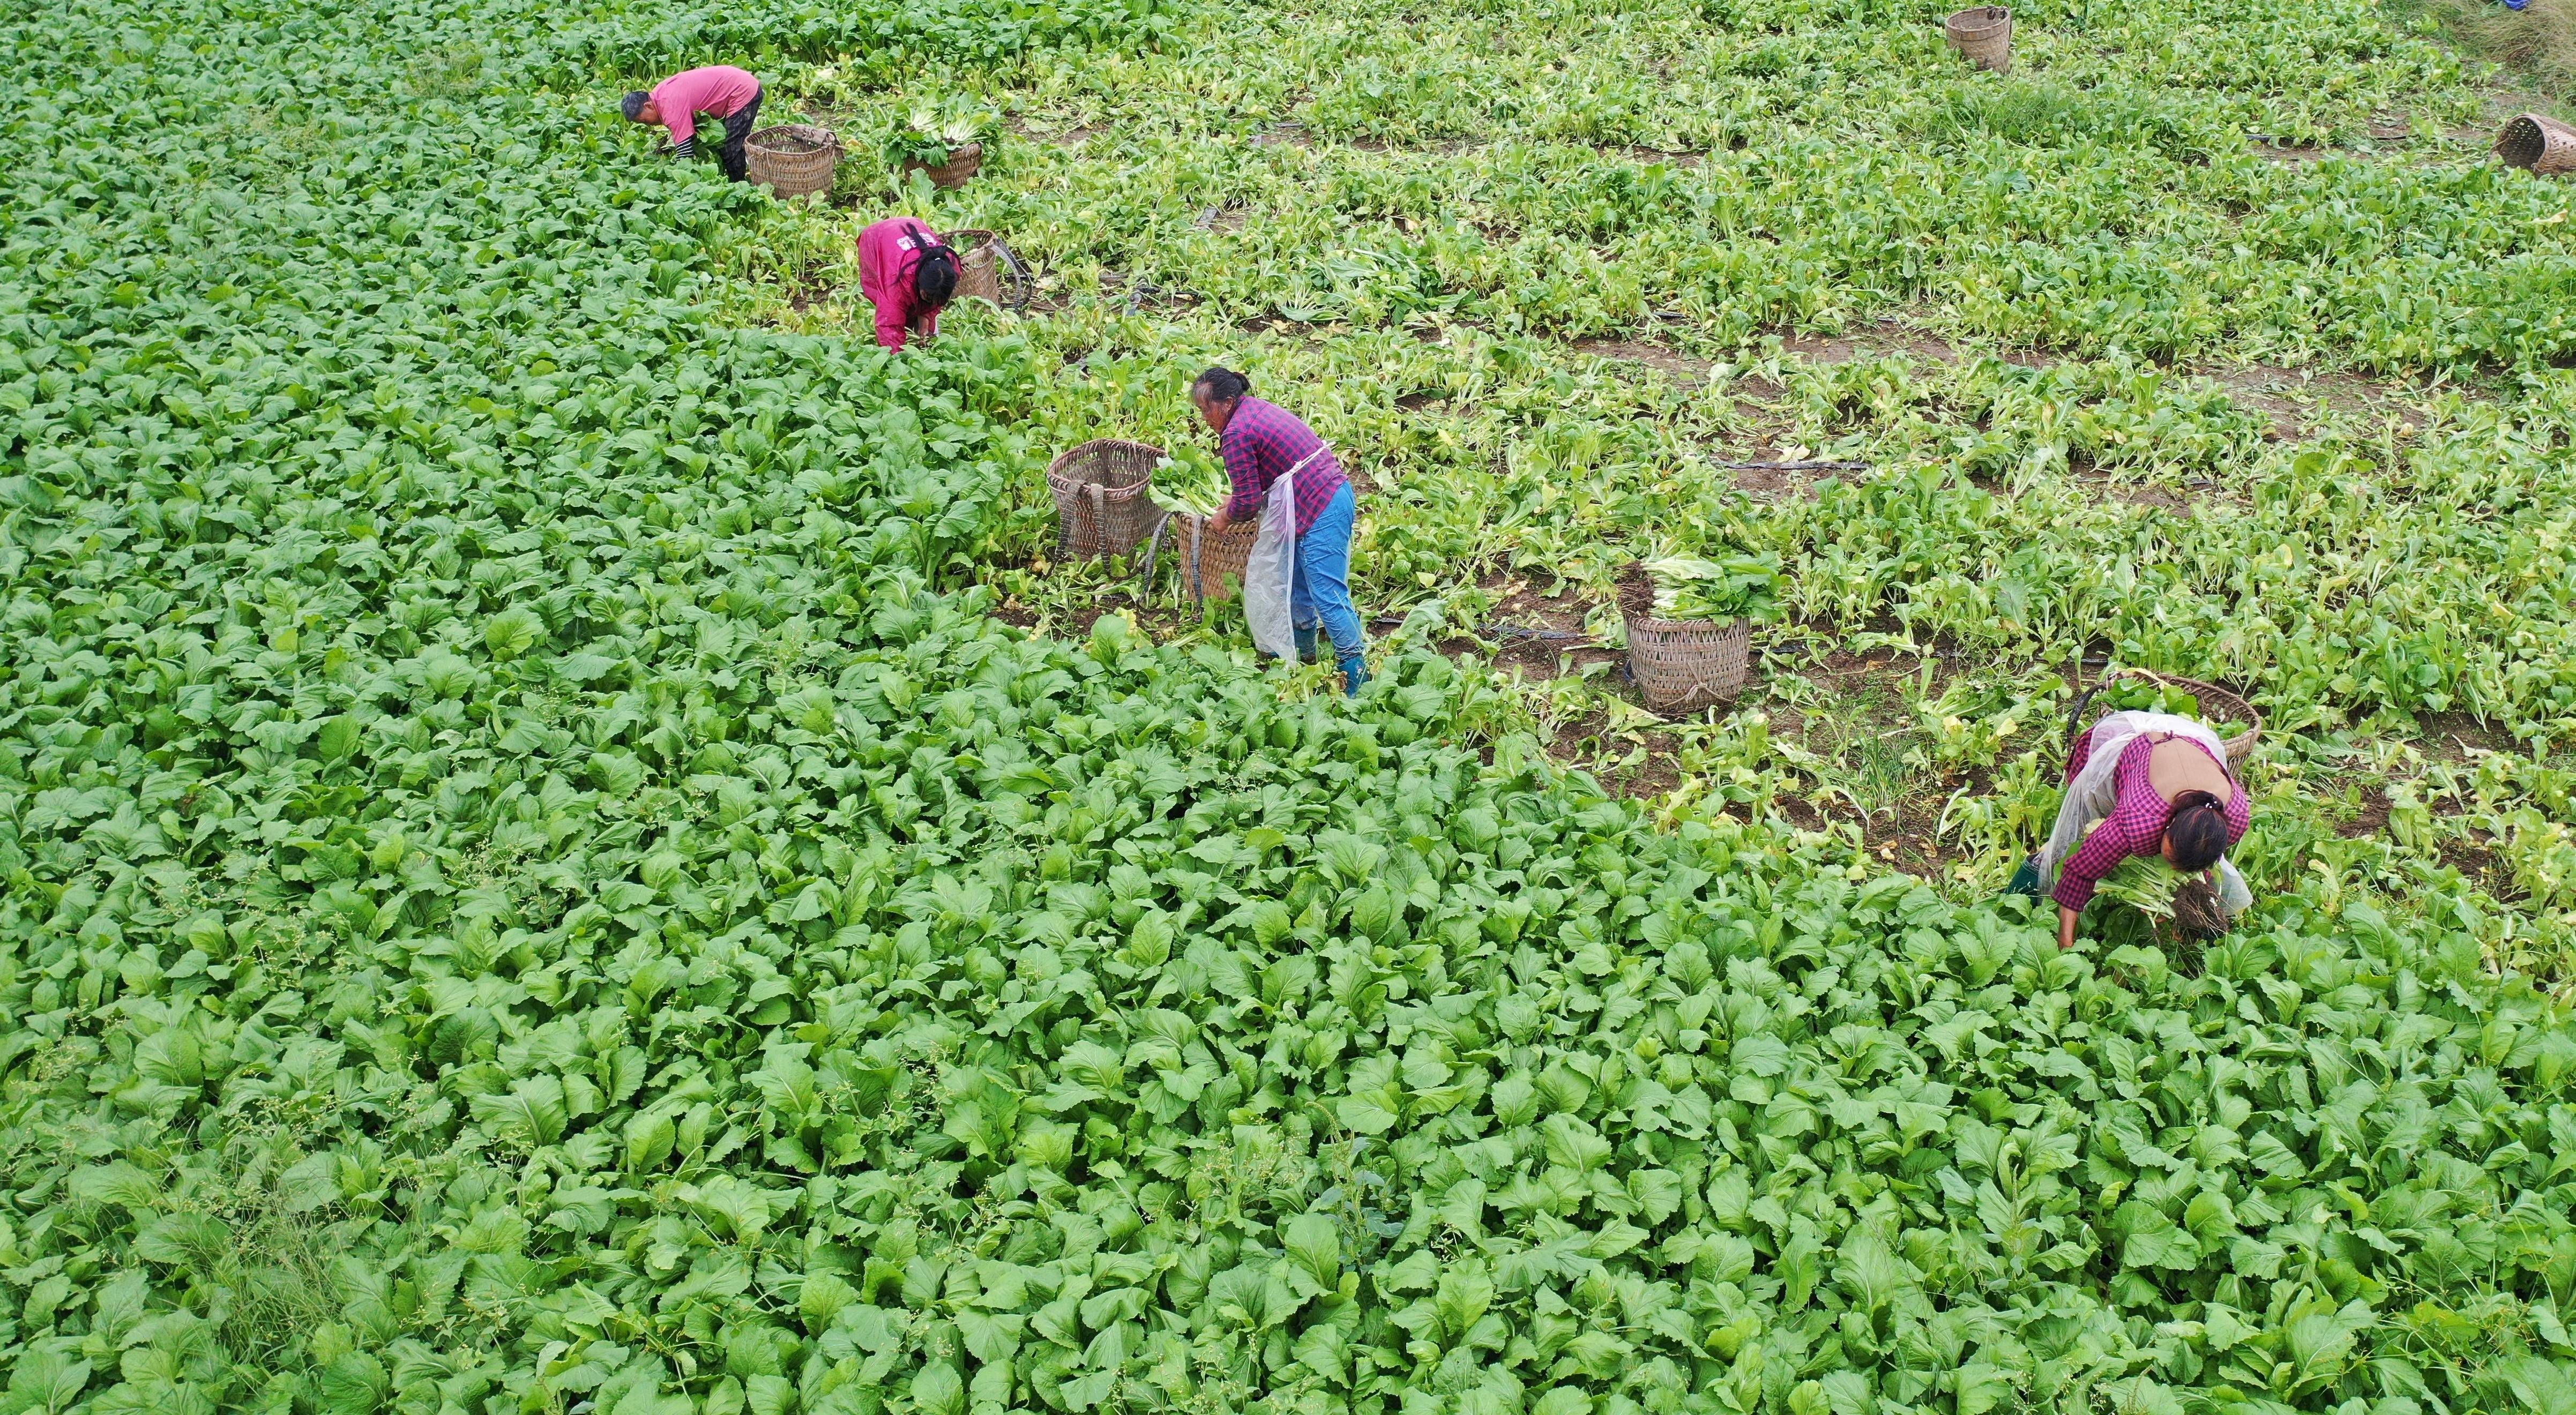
[6, 0, 2576, 1413]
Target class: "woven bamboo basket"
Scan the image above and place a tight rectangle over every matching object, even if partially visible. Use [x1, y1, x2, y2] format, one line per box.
[1047, 440, 1167, 560]
[744, 124, 840, 198]
[1174, 512, 1259, 607]
[2064, 668, 2263, 770]
[950, 229, 1033, 312]
[1944, 6, 2013, 73]
[2496, 113, 2576, 175]
[1617, 563, 1753, 712]
[900, 140, 983, 190]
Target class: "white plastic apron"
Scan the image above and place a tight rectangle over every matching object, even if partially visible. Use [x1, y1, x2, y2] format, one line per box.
[1244, 444, 1328, 662]
[2039, 710, 2254, 915]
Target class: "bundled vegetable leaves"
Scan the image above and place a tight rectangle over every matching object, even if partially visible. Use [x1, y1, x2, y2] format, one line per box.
[1154, 447, 1233, 517]
[1636, 551, 1784, 623]
[2097, 853, 2232, 937]
[2095, 852, 2183, 919]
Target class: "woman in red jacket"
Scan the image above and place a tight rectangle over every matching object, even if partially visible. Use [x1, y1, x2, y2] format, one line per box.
[856, 219, 961, 351]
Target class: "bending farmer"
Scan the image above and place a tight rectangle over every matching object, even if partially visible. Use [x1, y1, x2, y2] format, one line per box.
[856, 218, 960, 351]
[622, 66, 764, 183]
[2034, 706, 2251, 948]
[1191, 368, 1368, 695]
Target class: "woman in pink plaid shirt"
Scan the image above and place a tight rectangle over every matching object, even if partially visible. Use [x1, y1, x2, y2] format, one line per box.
[2033, 712, 2250, 948]
[1190, 368, 1368, 695]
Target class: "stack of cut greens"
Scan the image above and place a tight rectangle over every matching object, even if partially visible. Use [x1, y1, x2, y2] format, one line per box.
[1643, 551, 1784, 623]
[1154, 447, 1233, 516]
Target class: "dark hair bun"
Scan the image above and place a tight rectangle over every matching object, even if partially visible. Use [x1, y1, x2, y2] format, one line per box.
[2166, 790, 2229, 872]
[1193, 366, 1250, 401]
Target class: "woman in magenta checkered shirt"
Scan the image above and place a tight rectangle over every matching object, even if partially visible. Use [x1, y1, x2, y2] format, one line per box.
[1190, 368, 1368, 695]
[2044, 718, 2249, 948]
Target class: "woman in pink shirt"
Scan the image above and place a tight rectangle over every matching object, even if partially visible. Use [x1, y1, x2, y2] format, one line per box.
[622, 66, 764, 183]
[2029, 712, 2251, 947]
[856, 219, 960, 351]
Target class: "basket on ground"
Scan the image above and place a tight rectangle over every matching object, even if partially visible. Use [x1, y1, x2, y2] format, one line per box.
[2496, 113, 2576, 175]
[951, 229, 1033, 312]
[744, 124, 841, 197]
[2066, 668, 2263, 770]
[1617, 563, 1752, 712]
[1173, 513, 1259, 608]
[900, 141, 983, 190]
[1944, 6, 2012, 73]
[1047, 440, 1167, 560]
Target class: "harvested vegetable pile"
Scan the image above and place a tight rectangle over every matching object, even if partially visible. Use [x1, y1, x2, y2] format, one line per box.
[1644, 553, 1784, 623]
[1154, 447, 1233, 516]
[2099, 680, 2206, 721]
[4, 1, 2576, 1414]
[1618, 555, 1784, 624]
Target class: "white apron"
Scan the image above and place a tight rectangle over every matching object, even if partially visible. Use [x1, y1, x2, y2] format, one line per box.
[1243, 444, 1329, 662]
[2039, 710, 2253, 915]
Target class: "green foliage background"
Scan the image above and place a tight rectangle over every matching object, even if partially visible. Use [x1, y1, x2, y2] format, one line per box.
[3, 2, 2576, 1415]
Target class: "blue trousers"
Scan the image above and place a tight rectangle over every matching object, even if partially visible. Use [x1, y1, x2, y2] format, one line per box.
[1293, 483, 1364, 666]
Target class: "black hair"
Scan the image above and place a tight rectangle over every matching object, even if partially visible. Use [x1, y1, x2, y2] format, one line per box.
[2166, 790, 2229, 872]
[1192, 366, 1251, 403]
[914, 251, 958, 308]
[621, 91, 651, 122]
[908, 223, 959, 310]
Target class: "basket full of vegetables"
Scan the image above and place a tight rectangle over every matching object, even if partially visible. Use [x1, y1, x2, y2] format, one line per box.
[1617, 553, 1782, 712]
[2065, 668, 2261, 770]
[1047, 440, 1168, 560]
[887, 101, 994, 189]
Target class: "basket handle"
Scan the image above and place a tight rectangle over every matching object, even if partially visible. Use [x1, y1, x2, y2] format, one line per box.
[1186, 516, 1203, 607]
[992, 238, 1032, 312]
[2064, 682, 2103, 757]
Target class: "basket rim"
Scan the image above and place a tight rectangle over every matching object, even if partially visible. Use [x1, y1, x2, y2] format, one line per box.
[745, 123, 840, 154]
[1171, 508, 1258, 538]
[1047, 438, 1166, 476]
[2496, 113, 2576, 167]
[2095, 668, 2263, 740]
[901, 141, 984, 168]
[1621, 606, 1753, 639]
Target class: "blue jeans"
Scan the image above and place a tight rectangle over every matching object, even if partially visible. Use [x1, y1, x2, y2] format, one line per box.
[1293, 482, 1364, 665]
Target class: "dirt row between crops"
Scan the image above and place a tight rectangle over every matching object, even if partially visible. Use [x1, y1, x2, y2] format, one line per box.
[1570, 318, 2483, 444]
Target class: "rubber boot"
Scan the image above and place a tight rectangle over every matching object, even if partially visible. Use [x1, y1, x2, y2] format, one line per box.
[1294, 626, 1320, 664]
[1340, 655, 1369, 697]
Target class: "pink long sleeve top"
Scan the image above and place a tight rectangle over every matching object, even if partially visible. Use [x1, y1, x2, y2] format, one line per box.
[857, 219, 943, 350]
[648, 66, 760, 150]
